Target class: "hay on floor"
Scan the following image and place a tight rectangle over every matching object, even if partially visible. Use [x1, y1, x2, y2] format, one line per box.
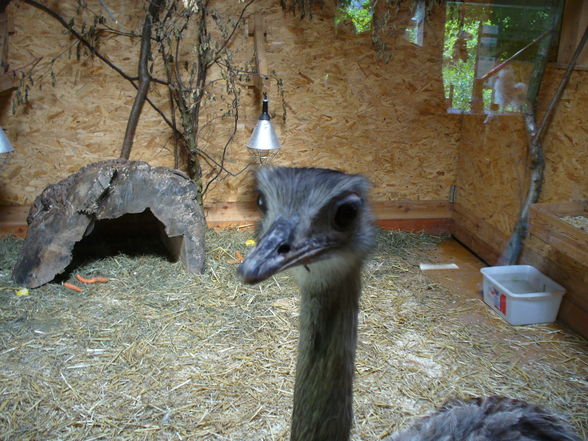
[0, 229, 586, 440]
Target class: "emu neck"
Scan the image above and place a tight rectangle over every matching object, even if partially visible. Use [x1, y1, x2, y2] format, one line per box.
[291, 260, 362, 441]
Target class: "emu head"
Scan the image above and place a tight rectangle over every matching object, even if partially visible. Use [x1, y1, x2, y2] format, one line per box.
[238, 167, 374, 285]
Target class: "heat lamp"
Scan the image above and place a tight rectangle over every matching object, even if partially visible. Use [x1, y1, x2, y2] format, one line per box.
[247, 94, 280, 164]
[0, 128, 14, 154]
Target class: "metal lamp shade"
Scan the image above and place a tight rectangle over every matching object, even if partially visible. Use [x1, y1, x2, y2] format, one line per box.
[0, 128, 14, 154]
[247, 119, 281, 151]
[247, 94, 281, 154]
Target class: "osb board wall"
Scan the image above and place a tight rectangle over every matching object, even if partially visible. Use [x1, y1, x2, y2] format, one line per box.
[0, 1, 459, 206]
[455, 66, 588, 240]
[453, 66, 588, 336]
[0, 1, 173, 205]
[455, 115, 529, 242]
[537, 67, 588, 202]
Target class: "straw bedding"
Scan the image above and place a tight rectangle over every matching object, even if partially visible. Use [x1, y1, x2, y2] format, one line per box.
[562, 215, 588, 233]
[0, 229, 586, 440]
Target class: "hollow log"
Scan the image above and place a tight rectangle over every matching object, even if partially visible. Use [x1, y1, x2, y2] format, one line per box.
[13, 159, 206, 288]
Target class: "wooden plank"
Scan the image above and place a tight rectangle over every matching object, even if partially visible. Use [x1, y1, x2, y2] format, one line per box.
[451, 202, 504, 265]
[253, 14, 269, 94]
[557, 0, 588, 68]
[0, 205, 29, 224]
[376, 218, 452, 235]
[2, 200, 454, 235]
[205, 200, 452, 223]
[0, 205, 28, 237]
[204, 201, 258, 224]
[532, 200, 588, 217]
[529, 202, 588, 265]
[521, 239, 588, 339]
[523, 234, 588, 312]
[375, 200, 451, 219]
[204, 201, 258, 230]
[556, 296, 588, 340]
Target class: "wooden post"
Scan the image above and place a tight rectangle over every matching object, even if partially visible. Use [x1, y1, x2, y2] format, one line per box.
[0, 8, 16, 93]
[253, 14, 269, 97]
[558, 0, 588, 68]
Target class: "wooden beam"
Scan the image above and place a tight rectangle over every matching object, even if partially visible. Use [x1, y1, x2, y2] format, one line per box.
[451, 202, 504, 265]
[252, 14, 269, 95]
[375, 200, 451, 219]
[558, 0, 588, 68]
[0, 205, 29, 237]
[374, 200, 452, 234]
[521, 241, 588, 338]
[375, 218, 452, 235]
[0, 11, 8, 73]
[2, 200, 454, 236]
[529, 201, 588, 265]
[0, 10, 16, 92]
[0, 71, 16, 92]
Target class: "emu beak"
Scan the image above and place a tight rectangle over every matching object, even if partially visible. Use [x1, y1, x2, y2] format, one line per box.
[238, 217, 327, 284]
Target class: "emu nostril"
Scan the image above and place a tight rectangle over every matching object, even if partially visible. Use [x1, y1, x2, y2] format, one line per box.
[277, 244, 291, 254]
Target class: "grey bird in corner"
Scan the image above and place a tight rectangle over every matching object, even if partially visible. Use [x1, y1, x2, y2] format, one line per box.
[238, 166, 583, 441]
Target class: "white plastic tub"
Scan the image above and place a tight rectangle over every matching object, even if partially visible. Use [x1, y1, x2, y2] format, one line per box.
[480, 265, 565, 325]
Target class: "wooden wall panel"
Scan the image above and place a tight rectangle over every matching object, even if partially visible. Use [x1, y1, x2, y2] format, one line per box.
[557, 0, 588, 68]
[537, 68, 588, 202]
[2, 200, 453, 236]
[455, 67, 588, 238]
[454, 64, 588, 339]
[0, 1, 458, 208]
[0, 2, 173, 205]
[455, 115, 530, 238]
[452, 201, 588, 339]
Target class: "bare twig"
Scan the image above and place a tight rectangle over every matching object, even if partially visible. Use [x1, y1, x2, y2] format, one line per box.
[98, 0, 118, 23]
[26, 0, 258, 198]
[207, 0, 257, 68]
[480, 28, 553, 81]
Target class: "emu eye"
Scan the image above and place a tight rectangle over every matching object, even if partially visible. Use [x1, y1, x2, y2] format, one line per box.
[257, 192, 267, 214]
[333, 194, 362, 231]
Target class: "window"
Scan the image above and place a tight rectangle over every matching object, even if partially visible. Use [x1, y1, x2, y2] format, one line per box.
[442, 1, 563, 116]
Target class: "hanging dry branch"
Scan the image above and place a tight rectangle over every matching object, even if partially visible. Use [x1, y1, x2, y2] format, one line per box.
[20, 0, 263, 203]
[21, 0, 176, 131]
[120, 0, 165, 159]
[153, 0, 259, 196]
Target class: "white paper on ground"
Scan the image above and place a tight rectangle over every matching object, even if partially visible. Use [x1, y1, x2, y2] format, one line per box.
[419, 263, 460, 271]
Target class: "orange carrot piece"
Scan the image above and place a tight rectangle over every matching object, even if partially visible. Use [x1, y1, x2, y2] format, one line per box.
[227, 250, 245, 265]
[63, 282, 83, 293]
[76, 274, 109, 284]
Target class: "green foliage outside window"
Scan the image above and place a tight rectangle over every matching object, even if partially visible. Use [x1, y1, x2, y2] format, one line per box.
[442, 1, 560, 114]
[335, 0, 374, 34]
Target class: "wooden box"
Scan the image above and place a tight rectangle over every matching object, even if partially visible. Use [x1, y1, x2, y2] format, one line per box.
[527, 200, 588, 338]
